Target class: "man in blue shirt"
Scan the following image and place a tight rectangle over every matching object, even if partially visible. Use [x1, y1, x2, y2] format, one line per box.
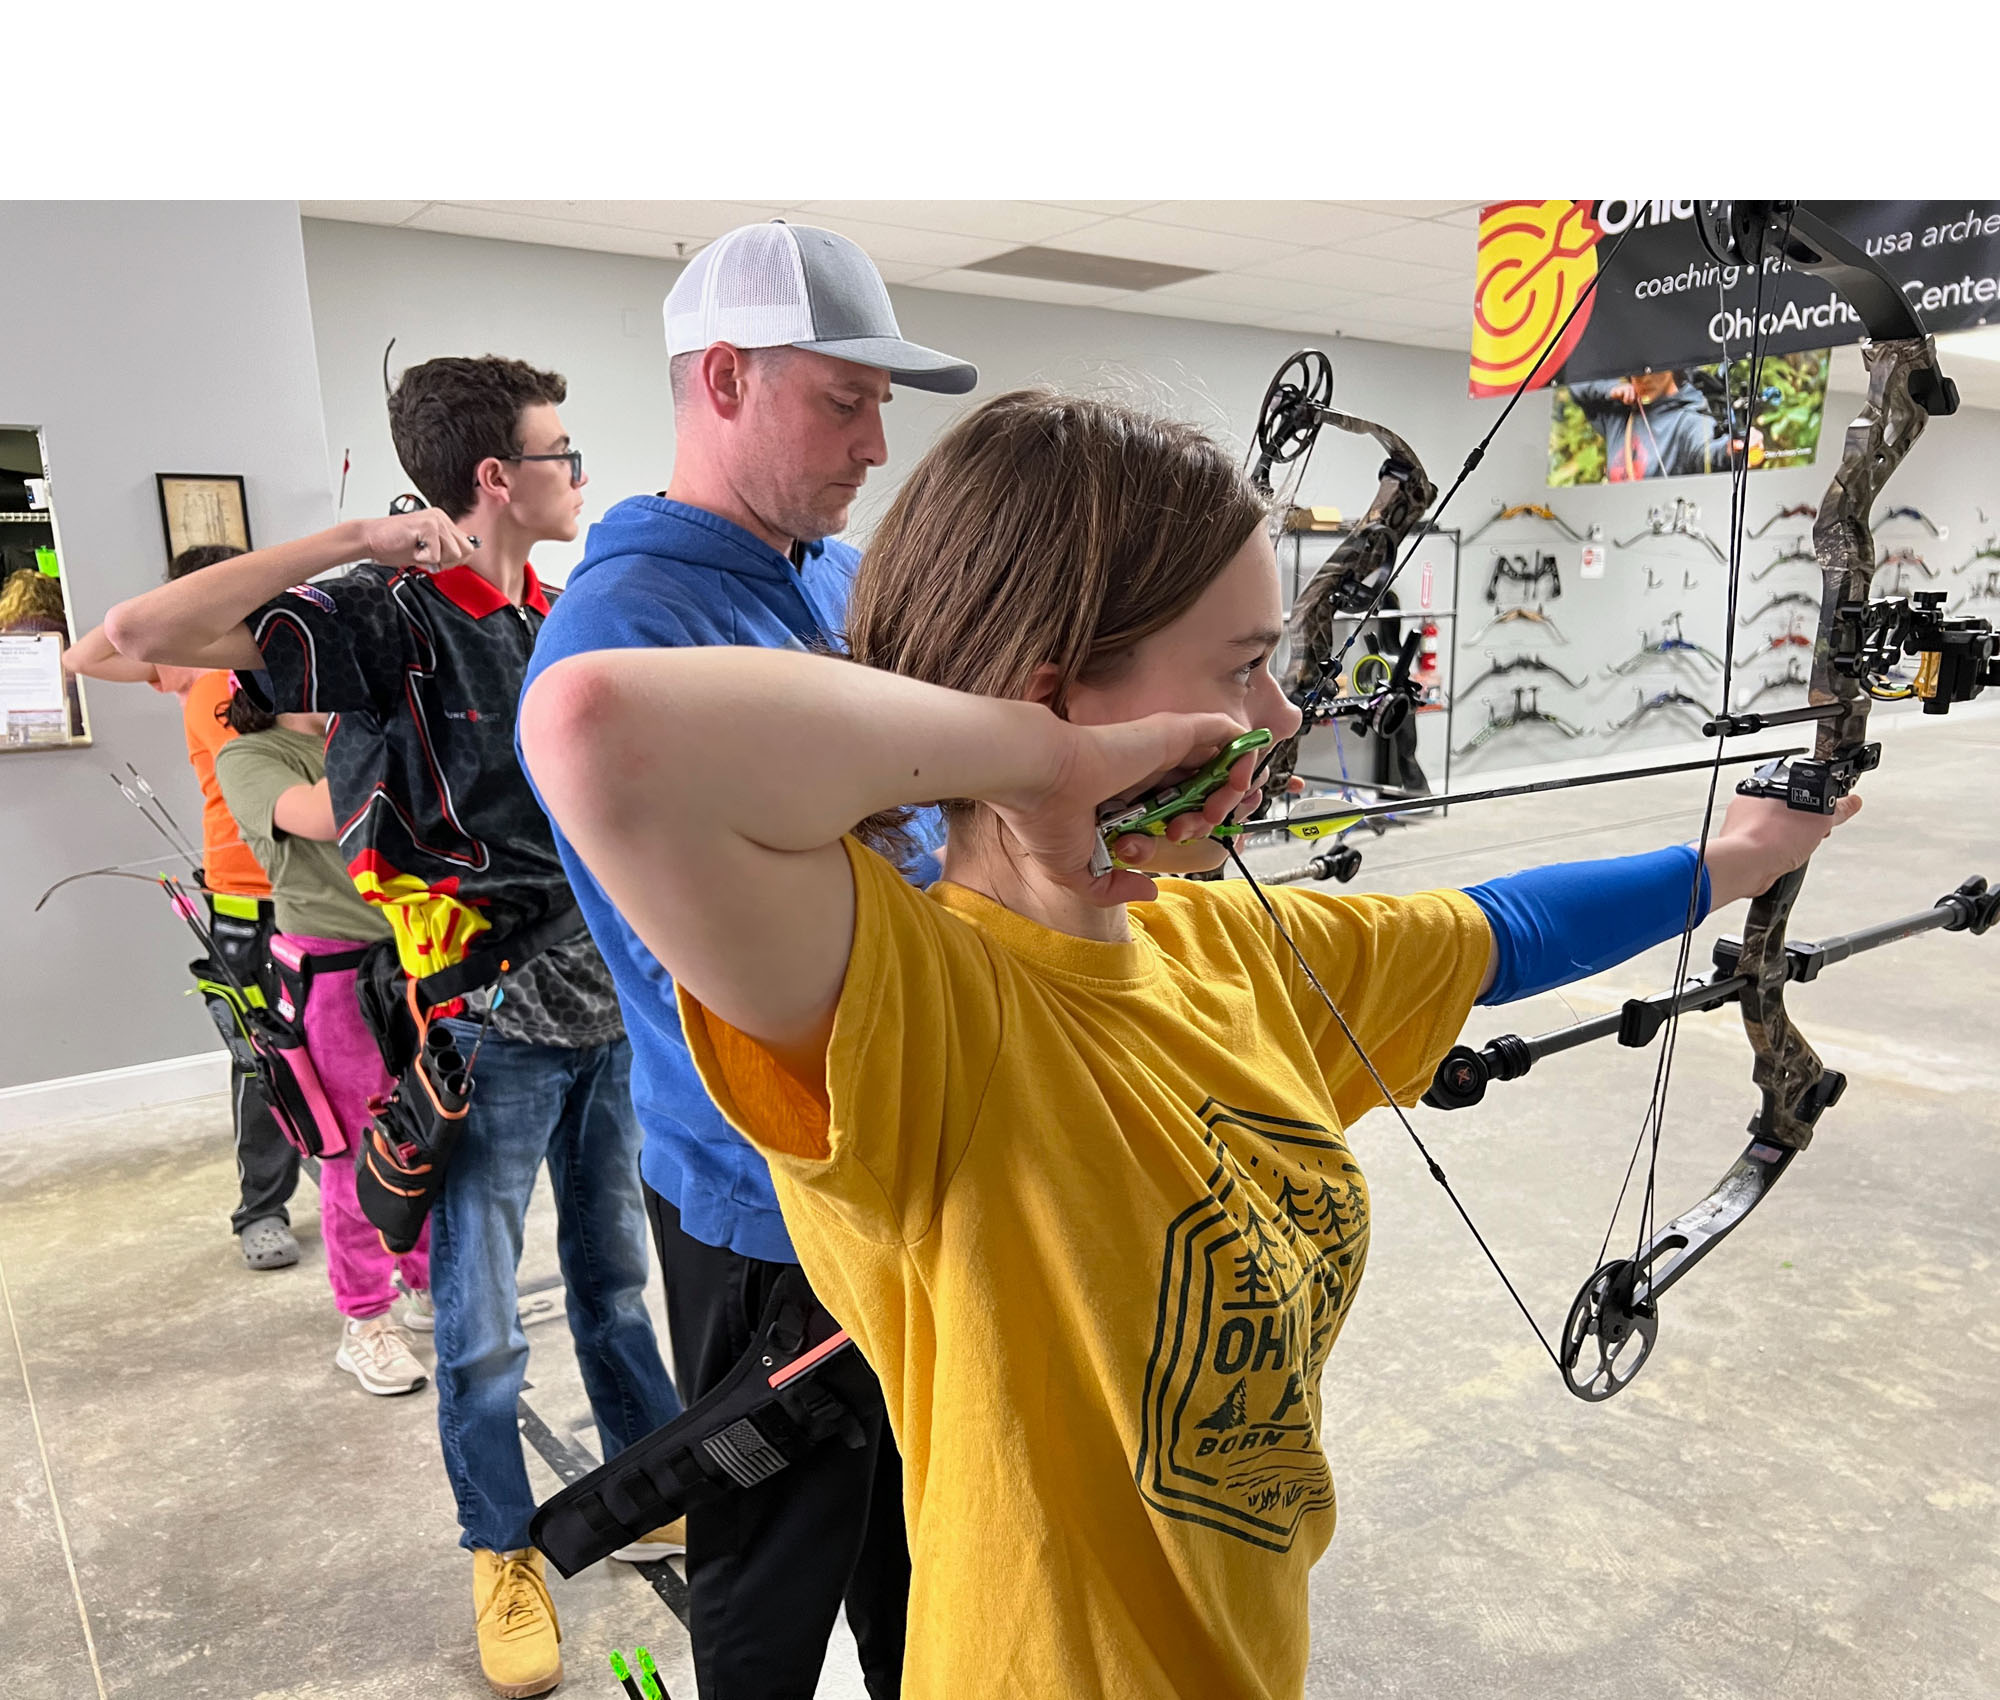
[523, 221, 975, 1699]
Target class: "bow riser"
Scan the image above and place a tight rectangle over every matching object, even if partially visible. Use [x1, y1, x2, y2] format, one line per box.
[1259, 387, 1439, 795]
[1738, 337, 1944, 1152]
[1280, 414, 1440, 700]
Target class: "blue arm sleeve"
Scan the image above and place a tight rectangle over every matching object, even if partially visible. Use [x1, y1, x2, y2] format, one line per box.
[1464, 845, 1711, 1006]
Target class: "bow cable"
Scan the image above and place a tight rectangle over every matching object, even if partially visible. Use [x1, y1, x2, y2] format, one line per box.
[1223, 839, 1563, 1367]
[1223, 210, 1791, 1376]
[1302, 224, 1638, 711]
[1612, 206, 1791, 1284]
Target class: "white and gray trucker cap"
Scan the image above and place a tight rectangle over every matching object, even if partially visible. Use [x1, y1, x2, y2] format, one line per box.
[663, 220, 978, 395]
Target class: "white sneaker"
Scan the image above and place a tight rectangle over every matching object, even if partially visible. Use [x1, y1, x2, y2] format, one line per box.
[611, 1518, 687, 1562]
[335, 1315, 428, 1396]
[391, 1276, 435, 1332]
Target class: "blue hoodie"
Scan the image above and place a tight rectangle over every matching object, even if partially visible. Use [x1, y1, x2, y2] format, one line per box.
[520, 497, 940, 1262]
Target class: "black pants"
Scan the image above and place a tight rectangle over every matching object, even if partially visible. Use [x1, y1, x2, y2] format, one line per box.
[646, 1186, 908, 1700]
[204, 893, 300, 1234]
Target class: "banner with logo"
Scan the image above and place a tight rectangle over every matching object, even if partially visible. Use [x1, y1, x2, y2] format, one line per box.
[1548, 349, 1830, 486]
[1471, 201, 2000, 396]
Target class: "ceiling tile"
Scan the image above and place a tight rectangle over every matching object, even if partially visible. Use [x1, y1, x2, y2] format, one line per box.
[439, 200, 793, 239]
[1138, 201, 1406, 247]
[963, 245, 1210, 291]
[1335, 219, 1478, 271]
[1244, 248, 1455, 295]
[777, 212, 1012, 268]
[875, 260, 944, 286]
[1330, 200, 1482, 220]
[406, 204, 706, 259]
[1043, 217, 1305, 272]
[798, 201, 1109, 243]
[1411, 271, 1479, 305]
[1031, 200, 1160, 215]
[916, 270, 1128, 309]
[1096, 294, 1267, 330]
[300, 200, 431, 226]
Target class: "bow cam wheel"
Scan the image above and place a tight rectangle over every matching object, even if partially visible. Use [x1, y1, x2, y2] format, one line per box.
[1250, 349, 1336, 491]
[1561, 1258, 1657, 1402]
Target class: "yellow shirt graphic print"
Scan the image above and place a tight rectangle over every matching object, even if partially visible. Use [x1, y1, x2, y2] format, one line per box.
[681, 839, 1489, 1700]
[1139, 1098, 1366, 1552]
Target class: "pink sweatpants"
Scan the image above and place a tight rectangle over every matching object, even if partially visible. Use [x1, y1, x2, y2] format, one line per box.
[279, 934, 430, 1320]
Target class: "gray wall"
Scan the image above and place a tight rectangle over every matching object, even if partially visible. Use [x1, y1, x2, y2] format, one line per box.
[0, 203, 333, 1090]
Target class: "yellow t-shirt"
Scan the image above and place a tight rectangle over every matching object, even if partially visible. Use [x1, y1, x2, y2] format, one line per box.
[680, 838, 1491, 1700]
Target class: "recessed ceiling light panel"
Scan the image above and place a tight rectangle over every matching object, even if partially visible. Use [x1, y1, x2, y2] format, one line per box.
[962, 245, 1214, 292]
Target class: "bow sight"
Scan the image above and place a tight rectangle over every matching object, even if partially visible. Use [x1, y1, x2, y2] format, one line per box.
[1861, 590, 2000, 711]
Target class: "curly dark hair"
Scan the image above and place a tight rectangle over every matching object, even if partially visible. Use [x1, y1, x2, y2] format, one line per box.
[166, 543, 245, 581]
[386, 355, 568, 519]
[219, 682, 278, 736]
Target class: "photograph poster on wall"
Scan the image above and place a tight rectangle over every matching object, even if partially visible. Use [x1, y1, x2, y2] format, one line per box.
[156, 473, 251, 564]
[1548, 350, 1830, 486]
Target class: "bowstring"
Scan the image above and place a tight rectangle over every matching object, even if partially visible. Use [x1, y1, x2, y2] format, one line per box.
[1224, 840, 1562, 1367]
[1223, 216, 1638, 1372]
[1225, 213, 1807, 1373]
[1601, 206, 1789, 1283]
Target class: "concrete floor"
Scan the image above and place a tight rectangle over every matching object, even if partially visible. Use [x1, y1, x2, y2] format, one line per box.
[4, 707, 1996, 1699]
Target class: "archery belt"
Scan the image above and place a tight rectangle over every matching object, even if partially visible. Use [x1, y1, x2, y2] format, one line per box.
[530, 1270, 870, 1578]
[190, 956, 262, 1075]
[190, 891, 274, 1070]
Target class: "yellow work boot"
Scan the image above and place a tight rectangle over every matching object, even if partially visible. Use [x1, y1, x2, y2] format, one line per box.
[473, 1546, 562, 1697]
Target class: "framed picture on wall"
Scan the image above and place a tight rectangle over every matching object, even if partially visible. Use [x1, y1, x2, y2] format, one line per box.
[156, 473, 252, 564]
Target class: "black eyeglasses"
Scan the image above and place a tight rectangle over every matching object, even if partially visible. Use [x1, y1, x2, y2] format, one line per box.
[503, 450, 585, 486]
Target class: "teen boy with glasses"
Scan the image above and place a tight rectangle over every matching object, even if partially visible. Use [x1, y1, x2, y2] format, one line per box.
[107, 355, 681, 1699]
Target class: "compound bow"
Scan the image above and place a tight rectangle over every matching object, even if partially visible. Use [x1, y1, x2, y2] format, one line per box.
[1248, 349, 1438, 798]
[1224, 200, 1997, 1403]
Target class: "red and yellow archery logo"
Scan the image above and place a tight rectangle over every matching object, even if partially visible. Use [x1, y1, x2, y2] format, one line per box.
[1469, 201, 1603, 398]
[349, 851, 493, 979]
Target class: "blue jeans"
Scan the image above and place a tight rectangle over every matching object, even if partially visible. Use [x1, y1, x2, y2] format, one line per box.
[431, 1023, 683, 1553]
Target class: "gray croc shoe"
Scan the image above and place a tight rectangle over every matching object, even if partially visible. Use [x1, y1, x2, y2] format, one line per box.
[239, 1217, 300, 1270]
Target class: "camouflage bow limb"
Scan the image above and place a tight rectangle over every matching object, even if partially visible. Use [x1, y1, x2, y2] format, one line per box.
[1265, 409, 1438, 793]
[1561, 205, 1957, 1399]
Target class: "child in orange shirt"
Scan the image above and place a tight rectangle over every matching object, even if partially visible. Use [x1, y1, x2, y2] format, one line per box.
[67, 545, 300, 1269]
